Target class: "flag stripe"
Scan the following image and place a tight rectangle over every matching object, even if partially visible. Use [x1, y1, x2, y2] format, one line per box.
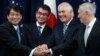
[44, 0, 57, 29]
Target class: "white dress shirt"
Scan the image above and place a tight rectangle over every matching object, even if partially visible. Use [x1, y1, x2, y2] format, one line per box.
[36, 21, 46, 33]
[84, 18, 96, 47]
[13, 25, 19, 30]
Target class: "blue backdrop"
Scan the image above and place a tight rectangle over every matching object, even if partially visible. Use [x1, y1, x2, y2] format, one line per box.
[0, 0, 100, 24]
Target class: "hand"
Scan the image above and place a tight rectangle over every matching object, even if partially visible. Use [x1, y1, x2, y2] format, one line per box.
[41, 49, 51, 56]
[38, 44, 52, 56]
[34, 44, 49, 56]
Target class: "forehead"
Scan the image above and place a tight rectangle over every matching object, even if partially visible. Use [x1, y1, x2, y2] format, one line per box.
[9, 9, 20, 14]
[58, 5, 70, 12]
[78, 7, 84, 12]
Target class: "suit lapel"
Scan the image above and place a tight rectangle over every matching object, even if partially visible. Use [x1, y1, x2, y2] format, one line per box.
[62, 25, 71, 41]
[57, 24, 64, 43]
[5, 22, 19, 41]
[19, 25, 26, 43]
[63, 19, 77, 42]
[27, 23, 40, 46]
[64, 24, 72, 37]
[41, 26, 48, 38]
[31, 23, 39, 37]
[78, 26, 86, 53]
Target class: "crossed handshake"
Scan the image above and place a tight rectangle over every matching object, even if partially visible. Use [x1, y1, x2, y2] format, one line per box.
[33, 44, 52, 56]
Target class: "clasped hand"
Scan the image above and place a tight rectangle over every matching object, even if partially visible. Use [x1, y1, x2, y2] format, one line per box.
[34, 44, 52, 56]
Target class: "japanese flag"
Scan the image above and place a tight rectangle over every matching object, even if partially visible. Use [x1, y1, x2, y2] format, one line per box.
[44, 0, 57, 29]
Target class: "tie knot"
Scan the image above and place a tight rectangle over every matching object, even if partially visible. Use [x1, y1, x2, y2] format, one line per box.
[38, 26, 41, 28]
[16, 27, 19, 32]
[38, 26, 42, 30]
[63, 25, 67, 29]
[86, 26, 90, 29]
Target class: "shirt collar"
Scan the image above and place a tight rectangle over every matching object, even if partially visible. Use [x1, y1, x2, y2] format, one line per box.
[64, 17, 73, 26]
[36, 21, 46, 29]
[86, 18, 96, 28]
[13, 25, 19, 30]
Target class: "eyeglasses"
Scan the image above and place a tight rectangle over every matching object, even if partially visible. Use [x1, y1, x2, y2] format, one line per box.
[37, 11, 48, 16]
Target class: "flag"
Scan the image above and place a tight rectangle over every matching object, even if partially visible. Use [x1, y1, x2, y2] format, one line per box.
[44, 0, 57, 29]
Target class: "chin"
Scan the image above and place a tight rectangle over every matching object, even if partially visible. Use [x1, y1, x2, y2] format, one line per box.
[12, 22, 19, 25]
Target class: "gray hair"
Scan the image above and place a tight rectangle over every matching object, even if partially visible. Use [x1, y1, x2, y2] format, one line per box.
[58, 2, 74, 16]
[79, 2, 96, 15]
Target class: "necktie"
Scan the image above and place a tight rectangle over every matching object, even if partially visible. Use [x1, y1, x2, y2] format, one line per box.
[38, 26, 42, 36]
[84, 26, 90, 47]
[16, 27, 21, 43]
[63, 25, 67, 36]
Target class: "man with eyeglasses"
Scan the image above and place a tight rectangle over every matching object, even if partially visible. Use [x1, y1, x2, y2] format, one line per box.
[24, 4, 52, 56]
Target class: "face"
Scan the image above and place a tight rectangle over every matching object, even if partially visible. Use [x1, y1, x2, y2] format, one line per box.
[58, 6, 72, 24]
[36, 8, 49, 25]
[78, 7, 88, 25]
[7, 9, 22, 25]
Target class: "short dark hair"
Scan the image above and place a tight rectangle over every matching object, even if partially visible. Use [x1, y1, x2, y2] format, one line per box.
[7, 4, 23, 15]
[36, 4, 51, 16]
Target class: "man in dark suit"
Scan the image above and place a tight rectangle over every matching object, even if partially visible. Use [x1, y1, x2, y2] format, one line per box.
[40, 2, 100, 56]
[42, 2, 80, 56]
[0, 4, 36, 56]
[48, 2, 79, 56]
[24, 4, 52, 56]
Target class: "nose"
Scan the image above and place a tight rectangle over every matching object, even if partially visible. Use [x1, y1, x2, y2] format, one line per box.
[13, 15, 19, 19]
[59, 12, 63, 16]
[59, 12, 64, 18]
[39, 14, 44, 18]
[13, 15, 17, 18]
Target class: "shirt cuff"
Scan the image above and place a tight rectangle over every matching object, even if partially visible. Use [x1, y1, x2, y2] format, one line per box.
[49, 48, 53, 55]
[29, 48, 36, 56]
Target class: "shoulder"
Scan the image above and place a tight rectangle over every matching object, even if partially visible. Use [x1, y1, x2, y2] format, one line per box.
[45, 25, 53, 31]
[22, 23, 36, 28]
[0, 22, 11, 30]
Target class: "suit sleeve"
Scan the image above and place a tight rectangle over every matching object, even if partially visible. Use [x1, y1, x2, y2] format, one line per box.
[51, 26, 79, 55]
[45, 29, 56, 48]
[0, 26, 32, 56]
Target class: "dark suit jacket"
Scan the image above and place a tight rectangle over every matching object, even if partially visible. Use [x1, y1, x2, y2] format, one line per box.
[24, 23, 52, 48]
[0, 22, 32, 56]
[47, 19, 80, 56]
[52, 20, 100, 56]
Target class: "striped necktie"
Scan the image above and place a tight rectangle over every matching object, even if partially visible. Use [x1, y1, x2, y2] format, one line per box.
[63, 25, 67, 36]
[16, 27, 21, 43]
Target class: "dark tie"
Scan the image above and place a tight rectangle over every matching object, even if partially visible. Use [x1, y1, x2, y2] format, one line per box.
[63, 25, 67, 36]
[38, 26, 42, 36]
[16, 27, 21, 43]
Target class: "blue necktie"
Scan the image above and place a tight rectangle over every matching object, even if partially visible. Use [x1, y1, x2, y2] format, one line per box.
[63, 25, 67, 35]
[16, 27, 21, 43]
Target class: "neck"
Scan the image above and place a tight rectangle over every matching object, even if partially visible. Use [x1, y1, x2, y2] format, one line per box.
[38, 23, 45, 26]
